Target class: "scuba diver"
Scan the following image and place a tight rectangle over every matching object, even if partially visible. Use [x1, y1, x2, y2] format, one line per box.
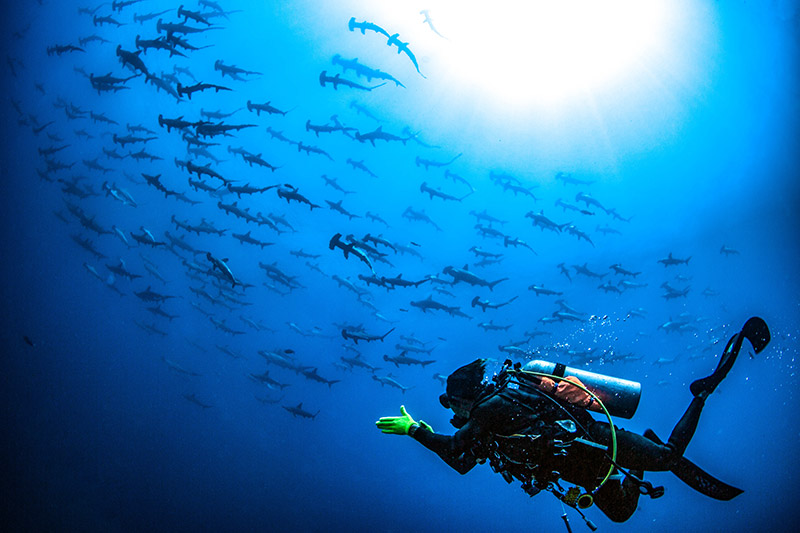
[376, 317, 770, 526]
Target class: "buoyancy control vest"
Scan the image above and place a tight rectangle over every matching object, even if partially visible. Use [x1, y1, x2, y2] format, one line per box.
[467, 360, 641, 495]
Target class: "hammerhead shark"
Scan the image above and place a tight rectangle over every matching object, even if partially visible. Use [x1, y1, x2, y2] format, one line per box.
[319, 71, 385, 91]
[348, 17, 390, 37]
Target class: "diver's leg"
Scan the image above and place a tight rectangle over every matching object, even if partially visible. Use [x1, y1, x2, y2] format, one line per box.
[689, 317, 769, 399]
[643, 426, 744, 500]
[669, 324, 758, 453]
[589, 422, 673, 471]
[690, 333, 743, 399]
[665, 396, 705, 456]
[668, 325, 752, 454]
[591, 395, 709, 471]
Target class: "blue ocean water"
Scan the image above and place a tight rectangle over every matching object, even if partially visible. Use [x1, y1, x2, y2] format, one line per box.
[1, 1, 798, 532]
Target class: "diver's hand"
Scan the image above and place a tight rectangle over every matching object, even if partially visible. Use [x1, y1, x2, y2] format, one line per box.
[376, 405, 418, 435]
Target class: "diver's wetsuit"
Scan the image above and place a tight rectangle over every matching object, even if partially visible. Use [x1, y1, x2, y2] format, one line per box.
[410, 384, 711, 522]
[403, 319, 770, 522]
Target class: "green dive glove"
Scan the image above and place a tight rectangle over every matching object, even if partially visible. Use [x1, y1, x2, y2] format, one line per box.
[376, 405, 431, 435]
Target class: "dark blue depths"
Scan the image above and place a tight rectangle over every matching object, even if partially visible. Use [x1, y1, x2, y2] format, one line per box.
[1, 1, 799, 532]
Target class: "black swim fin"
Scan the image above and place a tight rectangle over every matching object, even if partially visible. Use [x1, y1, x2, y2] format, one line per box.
[690, 332, 742, 398]
[643, 429, 743, 501]
[740, 316, 771, 354]
[670, 455, 744, 501]
[690, 316, 770, 399]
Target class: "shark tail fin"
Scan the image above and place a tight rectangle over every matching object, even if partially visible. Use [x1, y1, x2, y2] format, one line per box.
[488, 278, 509, 291]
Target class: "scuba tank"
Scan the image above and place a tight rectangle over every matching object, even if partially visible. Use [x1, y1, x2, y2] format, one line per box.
[522, 360, 641, 419]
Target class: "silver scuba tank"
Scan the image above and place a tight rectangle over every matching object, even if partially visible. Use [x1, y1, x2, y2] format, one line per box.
[522, 360, 641, 419]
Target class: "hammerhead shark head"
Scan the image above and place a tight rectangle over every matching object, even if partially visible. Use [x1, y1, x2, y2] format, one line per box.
[348, 17, 390, 37]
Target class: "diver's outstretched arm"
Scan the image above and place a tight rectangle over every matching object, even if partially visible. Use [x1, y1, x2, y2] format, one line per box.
[376, 406, 477, 474]
[409, 422, 478, 474]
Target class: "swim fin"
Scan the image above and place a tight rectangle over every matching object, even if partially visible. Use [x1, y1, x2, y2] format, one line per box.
[690, 332, 742, 398]
[643, 429, 743, 501]
[690, 316, 770, 399]
[670, 455, 744, 501]
[740, 316, 771, 354]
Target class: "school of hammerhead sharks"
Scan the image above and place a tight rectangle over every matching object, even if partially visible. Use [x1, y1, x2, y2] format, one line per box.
[9, 1, 739, 417]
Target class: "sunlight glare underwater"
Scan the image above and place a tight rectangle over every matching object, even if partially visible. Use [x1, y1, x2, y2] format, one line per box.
[431, 1, 673, 108]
